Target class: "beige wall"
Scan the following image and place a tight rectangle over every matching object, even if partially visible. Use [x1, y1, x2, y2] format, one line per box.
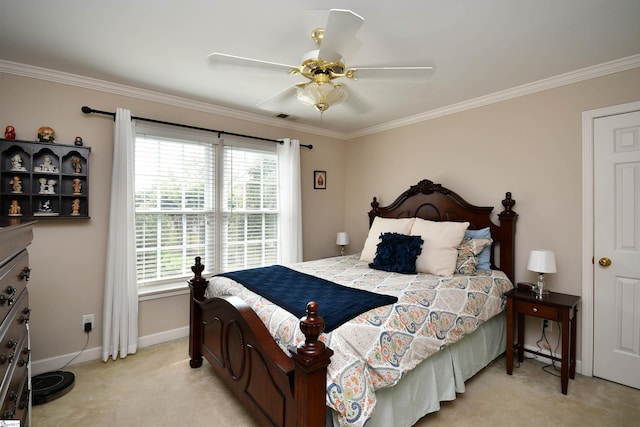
[0, 73, 345, 364]
[344, 67, 640, 357]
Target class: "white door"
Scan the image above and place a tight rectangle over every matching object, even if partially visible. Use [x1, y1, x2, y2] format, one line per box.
[593, 110, 640, 389]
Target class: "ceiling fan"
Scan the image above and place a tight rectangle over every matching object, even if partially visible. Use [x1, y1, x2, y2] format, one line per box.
[207, 9, 434, 114]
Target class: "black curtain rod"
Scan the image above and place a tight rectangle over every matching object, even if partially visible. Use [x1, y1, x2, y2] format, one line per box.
[81, 106, 312, 149]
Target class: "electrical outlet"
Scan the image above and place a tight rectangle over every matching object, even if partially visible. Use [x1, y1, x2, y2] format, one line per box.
[82, 314, 95, 332]
[541, 319, 552, 333]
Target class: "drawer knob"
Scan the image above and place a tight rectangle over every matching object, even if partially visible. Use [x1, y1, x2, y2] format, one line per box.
[19, 266, 31, 281]
[533, 307, 538, 313]
[0, 294, 14, 306]
[6, 339, 16, 349]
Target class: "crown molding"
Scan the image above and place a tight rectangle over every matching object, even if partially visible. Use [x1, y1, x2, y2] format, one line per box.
[0, 60, 347, 140]
[347, 54, 640, 139]
[2, 55, 639, 141]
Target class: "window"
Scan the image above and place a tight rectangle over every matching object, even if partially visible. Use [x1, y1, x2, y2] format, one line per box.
[222, 146, 279, 271]
[134, 125, 278, 294]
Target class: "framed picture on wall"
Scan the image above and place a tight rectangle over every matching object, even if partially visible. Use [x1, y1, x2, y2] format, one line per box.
[314, 170, 326, 190]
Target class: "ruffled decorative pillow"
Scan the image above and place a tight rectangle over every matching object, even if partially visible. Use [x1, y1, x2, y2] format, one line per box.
[456, 238, 493, 275]
[369, 233, 424, 274]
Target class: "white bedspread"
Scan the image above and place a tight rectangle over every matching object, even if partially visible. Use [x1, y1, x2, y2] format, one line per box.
[206, 254, 513, 427]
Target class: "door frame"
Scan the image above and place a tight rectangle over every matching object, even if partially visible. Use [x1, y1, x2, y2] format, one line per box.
[581, 100, 640, 376]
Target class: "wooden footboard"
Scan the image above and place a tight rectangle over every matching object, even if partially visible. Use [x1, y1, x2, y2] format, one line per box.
[189, 257, 333, 427]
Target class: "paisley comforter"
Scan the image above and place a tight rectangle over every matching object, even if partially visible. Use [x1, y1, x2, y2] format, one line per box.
[206, 254, 513, 427]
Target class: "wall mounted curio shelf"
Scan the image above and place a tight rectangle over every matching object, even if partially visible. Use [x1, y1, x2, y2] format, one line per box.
[1, 139, 91, 219]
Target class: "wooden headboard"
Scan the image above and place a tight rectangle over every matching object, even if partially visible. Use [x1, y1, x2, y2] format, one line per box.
[367, 179, 518, 282]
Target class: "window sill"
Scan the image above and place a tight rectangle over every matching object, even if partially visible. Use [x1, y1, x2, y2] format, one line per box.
[138, 281, 191, 301]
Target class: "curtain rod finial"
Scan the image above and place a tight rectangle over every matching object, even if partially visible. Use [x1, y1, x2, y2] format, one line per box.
[81, 106, 93, 114]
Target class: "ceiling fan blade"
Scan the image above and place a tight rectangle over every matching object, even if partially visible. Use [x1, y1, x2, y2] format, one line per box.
[256, 85, 299, 111]
[347, 66, 435, 80]
[318, 9, 364, 62]
[207, 53, 299, 74]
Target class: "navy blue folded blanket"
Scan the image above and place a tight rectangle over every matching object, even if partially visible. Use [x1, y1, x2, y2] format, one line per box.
[217, 265, 398, 333]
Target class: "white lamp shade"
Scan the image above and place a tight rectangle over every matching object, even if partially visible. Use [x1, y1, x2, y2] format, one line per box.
[527, 249, 557, 273]
[336, 232, 350, 246]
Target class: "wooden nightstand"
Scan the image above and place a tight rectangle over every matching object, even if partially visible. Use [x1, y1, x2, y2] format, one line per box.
[505, 288, 580, 394]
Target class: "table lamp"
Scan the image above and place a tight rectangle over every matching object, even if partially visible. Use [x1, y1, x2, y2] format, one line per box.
[336, 232, 350, 256]
[527, 249, 556, 298]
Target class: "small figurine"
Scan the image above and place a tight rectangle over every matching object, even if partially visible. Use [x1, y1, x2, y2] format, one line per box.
[71, 156, 82, 173]
[10, 154, 27, 171]
[74, 136, 84, 146]
[34, 199, 57, 216]
[38, 178, 56, 194]
[71, 199, 81, 216]
[47, 179, 57, 194]
[5, 125, 16, 140]
[72, 178, 82, 194]
[8, 200, 22, 216]
[37, 126, 56, 143]
[34, 155, 58, 173]
[10, 176, 22, 193]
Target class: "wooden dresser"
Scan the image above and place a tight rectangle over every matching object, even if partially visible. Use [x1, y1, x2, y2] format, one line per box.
[0, 220, 34, 425]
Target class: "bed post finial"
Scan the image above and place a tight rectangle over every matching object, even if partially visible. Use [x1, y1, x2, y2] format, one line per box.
[501, 192, 515, 214]
[191, 256, 206, 283]
[289, 302, 334, 426]
[369, 197, 380, 226]
[371, 196, 379, 212]
[295, 302, 328, 357]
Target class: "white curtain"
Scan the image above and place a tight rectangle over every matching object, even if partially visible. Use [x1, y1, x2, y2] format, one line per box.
[277, 138, 303, 264]
[102, 108, 138, 361]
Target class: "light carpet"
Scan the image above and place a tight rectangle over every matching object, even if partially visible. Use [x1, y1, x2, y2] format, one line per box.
[32, 338, 640, 426]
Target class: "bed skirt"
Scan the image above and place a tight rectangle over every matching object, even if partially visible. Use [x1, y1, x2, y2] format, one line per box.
[329, 312, 507, 427]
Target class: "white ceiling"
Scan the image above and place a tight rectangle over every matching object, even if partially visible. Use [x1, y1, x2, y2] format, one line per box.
[1, 0, 639, 136]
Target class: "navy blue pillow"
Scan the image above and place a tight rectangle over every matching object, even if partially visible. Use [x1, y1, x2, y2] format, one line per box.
[369, 232, 424, 274]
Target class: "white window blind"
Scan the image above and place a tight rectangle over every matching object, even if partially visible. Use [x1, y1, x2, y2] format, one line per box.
[134, 127, 280, 293]
[222, 145, 278, 271]
[135, 133, 215, 290]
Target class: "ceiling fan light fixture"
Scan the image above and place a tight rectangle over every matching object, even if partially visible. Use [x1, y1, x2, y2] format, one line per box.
[296, 73, 347, 112]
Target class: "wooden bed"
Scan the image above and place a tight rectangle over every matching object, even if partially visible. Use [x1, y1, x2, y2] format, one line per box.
[188, 179, 517, 427]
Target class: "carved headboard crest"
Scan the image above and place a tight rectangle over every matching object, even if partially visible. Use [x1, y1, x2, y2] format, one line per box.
[408, 179, 452, 197]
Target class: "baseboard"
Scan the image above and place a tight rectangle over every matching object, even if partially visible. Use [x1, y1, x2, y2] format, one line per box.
[522, 344, 582, 374]
[31, 326, 189, 376]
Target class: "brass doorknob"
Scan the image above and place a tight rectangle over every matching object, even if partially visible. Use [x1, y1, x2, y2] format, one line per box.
[598, 257, 612, 267]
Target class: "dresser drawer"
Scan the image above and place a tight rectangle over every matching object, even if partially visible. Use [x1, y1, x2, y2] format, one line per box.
[513, 299, 559, 320]
[0, 250, 30, 325]
[0, 331, 29, 421]
[0, 291, 29, 392]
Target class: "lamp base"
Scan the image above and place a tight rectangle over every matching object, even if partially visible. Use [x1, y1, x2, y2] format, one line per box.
[535, 287, 550, 298]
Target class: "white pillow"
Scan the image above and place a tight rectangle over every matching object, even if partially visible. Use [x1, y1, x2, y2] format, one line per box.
[360, 217, 416, 262]
[411, 219, 470, 276]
